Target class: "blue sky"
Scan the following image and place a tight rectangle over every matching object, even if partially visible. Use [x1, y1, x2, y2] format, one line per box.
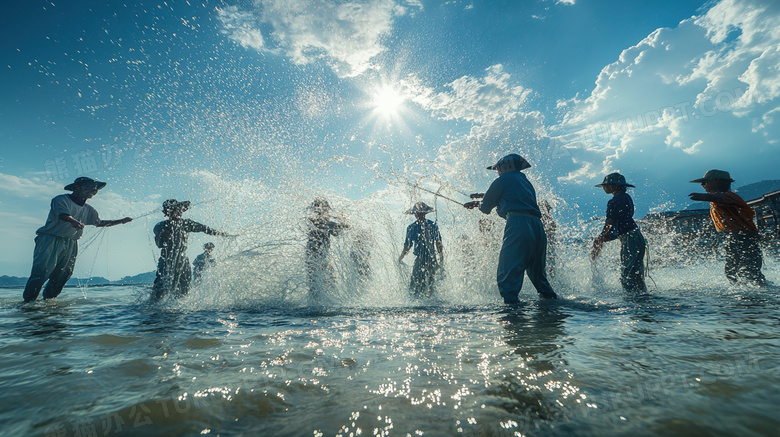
[2, 0, 779, 279]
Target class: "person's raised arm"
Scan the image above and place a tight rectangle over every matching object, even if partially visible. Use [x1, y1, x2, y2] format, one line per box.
[205, 227, 230, 237]
[688, 192, 740, 204]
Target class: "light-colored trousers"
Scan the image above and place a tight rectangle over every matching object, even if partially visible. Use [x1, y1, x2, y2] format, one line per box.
[23, 234, 78, 302]
[497, 213, 556, 303]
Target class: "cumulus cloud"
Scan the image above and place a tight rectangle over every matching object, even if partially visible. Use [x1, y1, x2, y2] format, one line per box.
[400, 65, 534, 126]
[216, 0, 422, 78]
[553, 0, 780, 186]
[392, 65, 552, 192]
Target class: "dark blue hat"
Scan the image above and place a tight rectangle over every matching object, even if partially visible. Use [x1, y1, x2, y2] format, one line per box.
[64, 176, 106, 191]
[595, 173, 635, 188]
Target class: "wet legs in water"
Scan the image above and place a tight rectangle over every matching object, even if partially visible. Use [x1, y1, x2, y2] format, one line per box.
[23, 235, 77, 302]
[410, 256, 438, 298]
[619, 230, 647, 293]
[151, 256, 192, 300]
[307, 255, 336, 299]
[724, 233, 766, 285]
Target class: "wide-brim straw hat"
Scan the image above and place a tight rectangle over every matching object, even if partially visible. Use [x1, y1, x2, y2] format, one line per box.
[690, 169, 734, 183]
[487, 154, 532, 172]
[162, 199, 191, 213]
[64, 176, 107, 191]
[595, 172, 635, 188]
[405, 202, 435, 215]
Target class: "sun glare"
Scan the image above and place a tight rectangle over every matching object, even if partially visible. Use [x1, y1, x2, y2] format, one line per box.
[372, 84, 405, 117]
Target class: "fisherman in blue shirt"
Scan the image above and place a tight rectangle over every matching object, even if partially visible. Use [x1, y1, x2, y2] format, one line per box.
[398, 202, 444, 298]
[591, 173, 647, 293]
[464, 154, 557, 303]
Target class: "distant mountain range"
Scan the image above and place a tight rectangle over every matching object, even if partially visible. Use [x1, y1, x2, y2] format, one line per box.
[686, 179, 780, 210]
[735, 180, 780, 201]
[0, 271, 155, 288]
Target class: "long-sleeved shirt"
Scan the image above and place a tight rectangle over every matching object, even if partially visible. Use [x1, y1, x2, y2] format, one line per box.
[479, 171, 541, 219]
[306, 216, 347, 259]
[603, 192, 639, 241]
[154, 219, 212, 261]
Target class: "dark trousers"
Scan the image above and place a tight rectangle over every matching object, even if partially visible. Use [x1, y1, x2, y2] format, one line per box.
[151, 255, 192, 300]
[619, 228, 647, 293]
[724, 232, 765, 285]
[410, 255, 438, 298]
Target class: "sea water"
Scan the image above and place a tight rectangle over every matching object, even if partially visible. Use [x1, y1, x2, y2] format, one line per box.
[1, 247, 779, 437]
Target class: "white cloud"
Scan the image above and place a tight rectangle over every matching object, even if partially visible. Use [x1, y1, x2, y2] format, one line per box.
[0, 173, 61, 200]
[391, 65, 555, 193]
[217, 0, 422, 78]
[401, 65, 534, 126]
[553, 0, 780, 186]
[217, 6, 265, 50]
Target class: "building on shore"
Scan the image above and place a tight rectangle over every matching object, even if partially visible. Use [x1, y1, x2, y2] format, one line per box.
[746, 190, 780, 238]
[639, 209, 721, 265]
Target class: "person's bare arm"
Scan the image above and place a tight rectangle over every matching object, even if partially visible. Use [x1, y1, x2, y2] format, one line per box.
[95, 217, 132, 227]
[59, 214, 84, 230]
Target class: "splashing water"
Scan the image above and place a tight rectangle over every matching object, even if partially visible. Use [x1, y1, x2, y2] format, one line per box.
[5, 2, 780, 435]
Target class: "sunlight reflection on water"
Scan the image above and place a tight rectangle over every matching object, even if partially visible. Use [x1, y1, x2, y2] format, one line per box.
[1, 255, 779, 436]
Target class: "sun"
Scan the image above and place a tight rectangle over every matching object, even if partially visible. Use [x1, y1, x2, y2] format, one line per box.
[372, 84, 405, 118]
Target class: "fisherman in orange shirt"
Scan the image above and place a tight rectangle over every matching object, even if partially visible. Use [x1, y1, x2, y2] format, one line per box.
[689, 170, 766, 285]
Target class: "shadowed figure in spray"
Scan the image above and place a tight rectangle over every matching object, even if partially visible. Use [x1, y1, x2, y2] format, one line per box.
[306, 197, 349, 299]
[151, 199, 228, 301]
[464, 154, 557, 304]
[398, 202, 445, 299]
[350, 229, 372, 284]
[192, 242, 216, 284]
[591, 173, 647, 293]
[689, 169, 766, 286]
[23, 177, 132, 303]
